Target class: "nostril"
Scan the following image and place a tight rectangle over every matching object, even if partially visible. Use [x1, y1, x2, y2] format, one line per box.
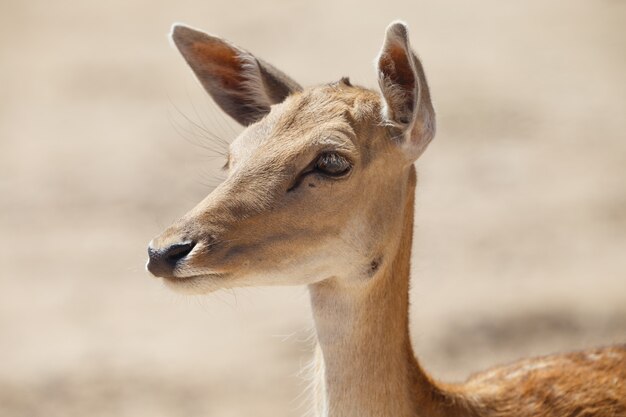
[147, 241, 196, 278]
[163, 242, 196, 264]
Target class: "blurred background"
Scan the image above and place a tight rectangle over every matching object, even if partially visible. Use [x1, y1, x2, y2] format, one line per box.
[1, 0, 625, 416]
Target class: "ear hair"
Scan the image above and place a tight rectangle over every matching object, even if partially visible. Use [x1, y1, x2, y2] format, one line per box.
[376, 21, 436, 160]
[170, 24, 302, 126]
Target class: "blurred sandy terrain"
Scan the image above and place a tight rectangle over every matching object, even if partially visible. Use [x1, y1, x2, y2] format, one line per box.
[1, 0, 625, 416]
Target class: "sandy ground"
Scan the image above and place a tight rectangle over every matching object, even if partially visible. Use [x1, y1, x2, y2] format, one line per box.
[1, 0, 625, 416]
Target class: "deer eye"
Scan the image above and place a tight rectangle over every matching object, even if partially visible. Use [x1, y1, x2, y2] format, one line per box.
[314, 153, 351, 177]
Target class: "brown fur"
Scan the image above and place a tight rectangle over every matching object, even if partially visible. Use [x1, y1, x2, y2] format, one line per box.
[148, 22, 626, 417]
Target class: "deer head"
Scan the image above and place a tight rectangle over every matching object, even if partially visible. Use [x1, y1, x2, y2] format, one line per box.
[147, 22, 435, 294]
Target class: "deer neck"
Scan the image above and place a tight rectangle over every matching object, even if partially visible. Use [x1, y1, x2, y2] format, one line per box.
[307, 166, 448, 417]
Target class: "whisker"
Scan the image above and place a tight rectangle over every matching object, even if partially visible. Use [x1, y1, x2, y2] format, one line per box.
[202, 93, 239, 139]
[167, 97, 230, 156]
[169, 114, 227, 155]
[186, 88, 232, 149]
[174, 93, 228, 144]
[168, 108, 227, 156]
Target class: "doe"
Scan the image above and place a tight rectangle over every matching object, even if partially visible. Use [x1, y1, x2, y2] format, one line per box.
[147, 21, 626, 417]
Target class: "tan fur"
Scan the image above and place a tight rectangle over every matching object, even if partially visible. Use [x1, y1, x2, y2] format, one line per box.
[148, 22, 626, 417]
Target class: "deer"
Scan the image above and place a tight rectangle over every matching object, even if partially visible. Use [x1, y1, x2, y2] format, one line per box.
[146, 21, 626, 417]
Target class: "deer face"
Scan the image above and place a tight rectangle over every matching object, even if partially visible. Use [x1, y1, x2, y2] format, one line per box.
[147, 23, 435, 294]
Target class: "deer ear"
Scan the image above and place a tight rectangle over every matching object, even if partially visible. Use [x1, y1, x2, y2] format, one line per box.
[170, 24, 303, 126]
[376, 21, 435, 160]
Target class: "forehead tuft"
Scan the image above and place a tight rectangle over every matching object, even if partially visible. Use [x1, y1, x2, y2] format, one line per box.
[230, 83, 382, 161]
[271, 83, 381, 130]
[330, 77, 352, 87]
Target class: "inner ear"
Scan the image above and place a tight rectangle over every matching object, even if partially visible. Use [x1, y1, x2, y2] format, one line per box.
[376, 21, 436, 160]
[378, 45, 417, 125]
[171, 25, 302, 126]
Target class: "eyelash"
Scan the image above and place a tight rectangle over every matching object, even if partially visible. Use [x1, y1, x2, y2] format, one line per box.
[287, 152, 352, 192]
[315, 152, 352, 177]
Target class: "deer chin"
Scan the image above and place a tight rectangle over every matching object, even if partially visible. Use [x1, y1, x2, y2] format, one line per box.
[164, 264, 338, 294]
[162, 273, 229, 295]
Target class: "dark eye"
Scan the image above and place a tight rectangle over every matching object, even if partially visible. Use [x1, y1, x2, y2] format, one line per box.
[315, 153, 351, 177]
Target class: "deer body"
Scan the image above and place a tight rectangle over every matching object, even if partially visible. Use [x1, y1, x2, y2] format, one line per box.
[147, 22, 626, 417]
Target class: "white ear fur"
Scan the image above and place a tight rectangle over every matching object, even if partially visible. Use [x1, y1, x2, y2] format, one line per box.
[376, 21, 435, 160]
[238, 53, 277, 114]
[170, 24, 302, 126]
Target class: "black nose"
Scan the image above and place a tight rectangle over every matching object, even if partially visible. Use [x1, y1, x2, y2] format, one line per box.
[147, 241, 195, 277]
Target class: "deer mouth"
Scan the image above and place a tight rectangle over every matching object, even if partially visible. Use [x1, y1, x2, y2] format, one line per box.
[161, 273, 229, 294]
[163, 272, 226, 281]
